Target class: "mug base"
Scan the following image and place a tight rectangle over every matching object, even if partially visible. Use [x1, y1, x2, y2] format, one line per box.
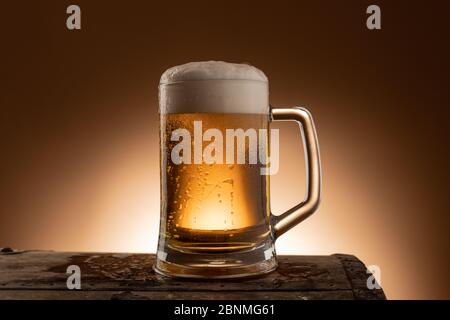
[154, 241, 278, 279]
[153, 257, 278, 279]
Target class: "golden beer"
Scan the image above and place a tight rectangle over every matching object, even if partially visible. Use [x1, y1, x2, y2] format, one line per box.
[160, 113, 271, 253]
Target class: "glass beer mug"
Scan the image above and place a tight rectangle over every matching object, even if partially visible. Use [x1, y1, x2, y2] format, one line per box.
[155, 61, 321, 278]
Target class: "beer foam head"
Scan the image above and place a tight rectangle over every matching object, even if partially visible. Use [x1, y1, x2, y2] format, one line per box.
[159, 61, 269, 114]
[160, 61, 268, 84]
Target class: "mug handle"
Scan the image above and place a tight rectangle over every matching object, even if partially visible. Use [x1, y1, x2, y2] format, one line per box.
[270, 107, 322, 239]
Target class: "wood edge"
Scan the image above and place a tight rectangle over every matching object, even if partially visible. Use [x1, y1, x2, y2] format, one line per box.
[333, 254, 386, 300]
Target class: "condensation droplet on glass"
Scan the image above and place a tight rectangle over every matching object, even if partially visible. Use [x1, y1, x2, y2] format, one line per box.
[222, 178, 233, 184]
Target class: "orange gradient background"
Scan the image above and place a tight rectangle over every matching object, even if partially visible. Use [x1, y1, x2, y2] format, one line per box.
[1, 1, 449, 299]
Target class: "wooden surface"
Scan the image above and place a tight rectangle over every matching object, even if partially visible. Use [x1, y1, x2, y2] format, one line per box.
[0, 249, 386, 300]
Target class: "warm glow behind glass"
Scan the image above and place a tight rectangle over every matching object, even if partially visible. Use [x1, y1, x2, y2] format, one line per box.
[170, 164, 259, 230]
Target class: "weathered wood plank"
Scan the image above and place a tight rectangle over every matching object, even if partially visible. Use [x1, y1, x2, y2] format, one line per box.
[0, 250, 386, 299]
[0, 252, 350, 291]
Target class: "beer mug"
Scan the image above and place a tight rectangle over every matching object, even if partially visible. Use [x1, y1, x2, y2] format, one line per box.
[155, 61, 321, 278]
